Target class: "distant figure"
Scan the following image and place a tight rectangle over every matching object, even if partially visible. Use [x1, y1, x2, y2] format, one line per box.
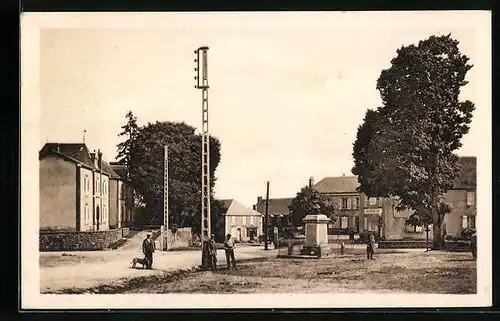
[367, 233, 375, 260]
[142, 233, 155, 269]
[209, 234, 217, 270]
[223, 233, 237, 270]
[470, 231, 477, 260]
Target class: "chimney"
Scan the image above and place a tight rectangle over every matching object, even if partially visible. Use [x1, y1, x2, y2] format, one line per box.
[257, 196, 262, 204]
[97, 149, 103, 169]
[252, 205, 256, 210]
[309, 176, 314, 187]
[90, 150, 97, 167]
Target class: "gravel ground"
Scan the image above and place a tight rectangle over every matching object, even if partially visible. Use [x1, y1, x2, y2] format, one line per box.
[51, 249, 475, 294]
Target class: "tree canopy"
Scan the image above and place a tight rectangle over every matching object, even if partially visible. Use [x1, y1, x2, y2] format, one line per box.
[288, 185, 336, 227]
[351, 34, 474, 248]
[117, 113, 224, 232]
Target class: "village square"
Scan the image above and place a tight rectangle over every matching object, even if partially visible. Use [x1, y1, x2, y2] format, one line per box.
[33, 14, 483, 297]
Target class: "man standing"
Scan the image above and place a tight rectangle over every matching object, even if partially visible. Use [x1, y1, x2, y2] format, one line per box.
[470, 231, 477, 260]
[209, 234, 217, 270]
[367, 232, 375, 260]
[142, 233, 155, 269]
[223, 233, 237, 270]
[201, 230, 210, 269]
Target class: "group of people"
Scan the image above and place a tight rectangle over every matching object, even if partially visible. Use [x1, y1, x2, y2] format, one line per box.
[140, 231, 237, 271]
[203, 231, 237, 270]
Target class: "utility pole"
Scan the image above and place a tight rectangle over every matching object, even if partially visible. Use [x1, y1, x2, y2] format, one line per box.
[194, 46, 211, 266]
[161, 146, 169, 251]
[264, 181, 270, 250]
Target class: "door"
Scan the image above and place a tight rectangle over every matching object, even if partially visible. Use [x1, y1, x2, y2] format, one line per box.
[96, 206, 100, 230]
[355, 216, 360, 233]
[237, 228, 242, 241]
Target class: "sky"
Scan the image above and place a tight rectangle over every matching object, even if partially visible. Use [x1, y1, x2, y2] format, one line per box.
[36, 12, 490, 208]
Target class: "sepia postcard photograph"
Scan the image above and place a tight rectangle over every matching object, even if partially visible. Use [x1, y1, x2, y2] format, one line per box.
[20, 11, 492, 309]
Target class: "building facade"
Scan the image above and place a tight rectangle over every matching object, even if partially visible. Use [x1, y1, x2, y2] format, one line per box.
[379, 156, 477, 240]
[217, 199, 263, 242]
[254, 197, 294, 236]
[39, 143, 133, 232]
[312, 176, 384, 235]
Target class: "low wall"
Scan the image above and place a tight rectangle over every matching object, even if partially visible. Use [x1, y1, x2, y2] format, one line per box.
[378, 240, 429, 249]
[163, 227, 193, 250]
[121, 227, 130, 238]
[40, 229, 124, 251]
[444, 240, 472, 252]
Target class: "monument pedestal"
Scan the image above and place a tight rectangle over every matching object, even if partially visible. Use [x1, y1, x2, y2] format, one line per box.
[301, 214, 331, 257]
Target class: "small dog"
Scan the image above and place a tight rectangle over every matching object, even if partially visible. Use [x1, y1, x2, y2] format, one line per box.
[131, 257, 148, 269]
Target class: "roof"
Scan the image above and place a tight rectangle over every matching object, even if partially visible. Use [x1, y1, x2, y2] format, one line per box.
[220, 199, 263, 217]
[109, 162, 128, 180]
[255, 197, 294, 216]
[453, 156, 476, 189]
[312, 176, 359, 194]
[39, 143, 120, 179]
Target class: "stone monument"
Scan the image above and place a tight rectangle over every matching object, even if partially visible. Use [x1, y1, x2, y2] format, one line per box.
[301, 214, 331, 257]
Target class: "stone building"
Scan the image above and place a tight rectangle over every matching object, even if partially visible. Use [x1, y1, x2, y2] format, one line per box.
[312, 176, 384, 235]
[39, 143, 134, 232]
[217, 199, 263, 242]
[381, 156, 476, 240]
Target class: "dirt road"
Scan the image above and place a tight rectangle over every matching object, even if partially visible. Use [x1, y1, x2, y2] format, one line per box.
[40, 231, 278, 293]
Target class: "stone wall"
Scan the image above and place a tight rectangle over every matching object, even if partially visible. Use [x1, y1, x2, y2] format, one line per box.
[378, 240, 429, 249]
[164, 227, 193, 249]
[121, 227, 130, 238]
[40, 228, 123, 251]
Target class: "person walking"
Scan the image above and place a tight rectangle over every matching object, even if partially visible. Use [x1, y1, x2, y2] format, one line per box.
[142, 233, 155, 269]
[367, 232, 375, 260]
[209, 234, 218, 270]
[223, 233, 237, 270]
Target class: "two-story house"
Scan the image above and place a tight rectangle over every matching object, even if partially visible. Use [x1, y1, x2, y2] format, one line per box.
[216, 199, 263, 242]
[380, 156, 477, 240]
[311, 176, 384, 235]
[254, 197, 294, 236]
[39, 143, 133, 232]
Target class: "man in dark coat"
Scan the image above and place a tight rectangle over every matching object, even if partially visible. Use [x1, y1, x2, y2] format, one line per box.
[142, 233, 155, 269]
[471, 231, 477, 260]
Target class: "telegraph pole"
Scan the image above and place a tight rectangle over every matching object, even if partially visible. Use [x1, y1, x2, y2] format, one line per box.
[161, 146, 169, 251]
[194, 46, 211, 266]
[264, 181, 270, 250]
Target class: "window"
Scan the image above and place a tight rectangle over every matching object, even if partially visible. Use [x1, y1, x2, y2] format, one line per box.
[461, 216, 468, 229]
[369, 197, 377, 206]
[466, 192, 475, 206]
[84, 204, 89, 224]
[353, 197, 359, 210]
[368, 221, 378, 232]
[341, 216, 349, 228]
[463, 215, 475, 229]
[342, 198, 348, 209]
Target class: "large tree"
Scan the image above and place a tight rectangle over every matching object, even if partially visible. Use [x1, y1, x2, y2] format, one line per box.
[352, 34, 474, 249]
[116, 111, 140, 180]
[118, 119, 223, 232]
[288, 185, 336, 227]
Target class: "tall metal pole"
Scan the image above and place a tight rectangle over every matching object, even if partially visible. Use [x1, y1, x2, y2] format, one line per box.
[265, 181, 270, 250]
[195, 46, 211, 265]
[162, 146, 169, 251]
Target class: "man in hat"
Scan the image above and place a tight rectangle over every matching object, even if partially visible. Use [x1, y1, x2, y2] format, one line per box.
[142, 233, 155, 269]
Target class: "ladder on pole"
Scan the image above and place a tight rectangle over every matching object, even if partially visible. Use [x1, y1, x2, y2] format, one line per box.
[195, 46, 210, 266]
